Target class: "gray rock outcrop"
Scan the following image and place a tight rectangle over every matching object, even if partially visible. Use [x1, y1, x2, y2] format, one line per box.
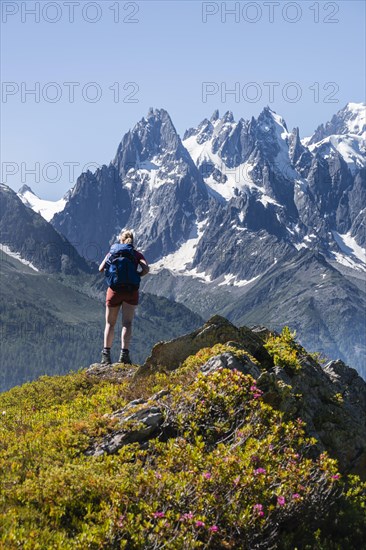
[86, 390, 169, 456]
[143, 315, 274, 371]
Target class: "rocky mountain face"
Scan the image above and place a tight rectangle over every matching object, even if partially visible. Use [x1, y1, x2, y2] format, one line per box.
[52, 164, 131, 261]
[52, 109, 210, 261]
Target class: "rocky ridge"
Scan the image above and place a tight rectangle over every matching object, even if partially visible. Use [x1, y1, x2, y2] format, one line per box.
[86, 316, 366, 479]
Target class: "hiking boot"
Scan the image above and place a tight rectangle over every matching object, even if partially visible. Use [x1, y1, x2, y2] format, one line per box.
[100, 350, 112, 365]
[119, 350, 132, 364]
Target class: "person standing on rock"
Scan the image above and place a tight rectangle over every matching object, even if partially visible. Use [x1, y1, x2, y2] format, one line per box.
[99, 230, 149, 365]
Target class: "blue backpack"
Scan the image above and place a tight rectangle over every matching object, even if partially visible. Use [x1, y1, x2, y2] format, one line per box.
[105, 243, 141, 291]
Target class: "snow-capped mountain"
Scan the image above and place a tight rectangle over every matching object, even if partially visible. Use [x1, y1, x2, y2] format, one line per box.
[182, 103, 365, 279]
[50, 109, 209, 261]
[18, 185, 67, 222]
[304, 103, 366, 175]
[307, 102, 365, 142]
[18, 103, 365, 281]
[300, 103, 366, 258]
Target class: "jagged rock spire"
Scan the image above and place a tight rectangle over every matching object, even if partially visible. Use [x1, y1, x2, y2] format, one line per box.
[210, 109, 220, 122]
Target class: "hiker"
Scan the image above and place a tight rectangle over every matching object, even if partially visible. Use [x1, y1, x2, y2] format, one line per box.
[99, 229, 149, 365]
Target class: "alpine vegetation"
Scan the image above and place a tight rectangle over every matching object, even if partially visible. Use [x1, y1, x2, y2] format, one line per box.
[0, 317, 365, 549]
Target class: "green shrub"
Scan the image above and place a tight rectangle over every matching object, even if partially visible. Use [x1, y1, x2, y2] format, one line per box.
[264, 326, 304, 372]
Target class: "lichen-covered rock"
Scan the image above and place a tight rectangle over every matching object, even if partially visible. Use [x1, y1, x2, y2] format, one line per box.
[86, 390, 169, 456]
[143, 315, 274, 371]
[257, 368, 298, 414]
[200, 351, 261, 379]
[257, 355, 366, 478]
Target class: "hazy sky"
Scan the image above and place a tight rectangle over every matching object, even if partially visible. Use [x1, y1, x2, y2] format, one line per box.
[1, 0, 365, 199]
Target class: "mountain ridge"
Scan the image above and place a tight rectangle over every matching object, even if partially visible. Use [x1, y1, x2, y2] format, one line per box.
[17, 103, 366, 271]
[0, 184, 93, 275]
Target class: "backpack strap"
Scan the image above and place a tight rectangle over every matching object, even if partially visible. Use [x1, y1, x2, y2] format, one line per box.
[109, 243, 135, 259]
[113, 249, 135, 262]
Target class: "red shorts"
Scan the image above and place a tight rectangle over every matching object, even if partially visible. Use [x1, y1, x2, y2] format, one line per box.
[106, 287, 139, 307]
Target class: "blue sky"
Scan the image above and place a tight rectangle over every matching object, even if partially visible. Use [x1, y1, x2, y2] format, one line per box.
[1, 0, 365, 199]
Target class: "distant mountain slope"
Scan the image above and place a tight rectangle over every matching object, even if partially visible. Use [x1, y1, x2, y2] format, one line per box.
[0, 184, 93, 274]
[0, 252, 203, 392]
[221, 249, 366, 380]
[307, 102, 365, 143]
[141, 249, 366, 379]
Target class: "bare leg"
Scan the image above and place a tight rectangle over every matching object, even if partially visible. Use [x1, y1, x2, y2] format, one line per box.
[121, 302, 136, 349]
[104, 306, 120, 348]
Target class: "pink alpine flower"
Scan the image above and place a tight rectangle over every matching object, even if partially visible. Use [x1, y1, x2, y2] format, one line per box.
[153, 511, 165, 518]
[331, 474, 340, 480]
[250, 385, 263, 399]
[195, 520, 205, 528]
[209, 525, 219, 532]
[254, 467, 266, 475]
[253, 504, 264, 517]
[277, 496, 286, 506]
[117, 515, 125, 528]
[180, 512, 194, 521]
[292, 493, 300, 500]
[203, 472, 212, 479]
